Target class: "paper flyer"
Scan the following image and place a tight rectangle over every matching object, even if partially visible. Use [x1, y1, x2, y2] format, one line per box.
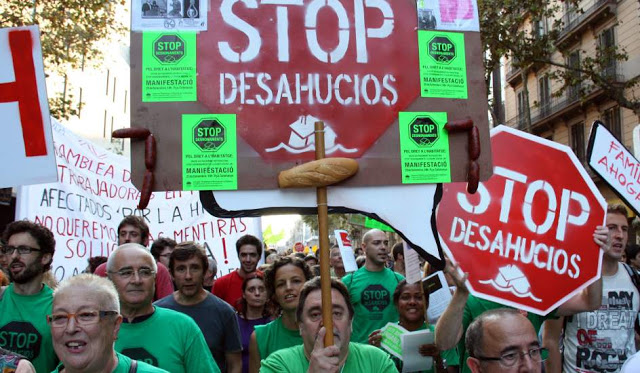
[416, 0, 480, 32]
[334, 229, 359, 273]
[132, 0, 208, 31]
[399, 112, 451, 183]
[381, 323, 408, 360]
[424, 271, 453, 324]
[401, 329, 435, 372]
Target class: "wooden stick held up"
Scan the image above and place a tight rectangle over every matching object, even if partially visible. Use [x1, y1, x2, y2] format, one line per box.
[314, 121, 334, 347]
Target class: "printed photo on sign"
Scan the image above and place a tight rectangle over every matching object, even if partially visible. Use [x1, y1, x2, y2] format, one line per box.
[416, 0, 480, 32]
[132, 0, 208, 31]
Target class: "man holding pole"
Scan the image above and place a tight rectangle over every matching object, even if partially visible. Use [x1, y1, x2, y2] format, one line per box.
[342, 229, 404, 344]
[260, 277, 396, 372]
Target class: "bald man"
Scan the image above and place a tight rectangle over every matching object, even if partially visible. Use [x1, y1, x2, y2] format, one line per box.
[342, 229, 404, 344]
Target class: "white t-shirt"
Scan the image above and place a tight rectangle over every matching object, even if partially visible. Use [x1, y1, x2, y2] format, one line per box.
[621, 350, 640, 372]
[563, 262, 640, 372]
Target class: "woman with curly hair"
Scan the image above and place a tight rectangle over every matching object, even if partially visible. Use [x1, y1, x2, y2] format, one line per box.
[248, 256, 313, 373]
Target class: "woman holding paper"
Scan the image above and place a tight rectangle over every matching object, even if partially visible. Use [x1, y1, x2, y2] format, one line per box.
[368, 280, 459, 373]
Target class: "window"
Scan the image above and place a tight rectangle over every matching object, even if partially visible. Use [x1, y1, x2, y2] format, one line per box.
[599, 27, 616, 78]
[570, 122, 585, 161]
[538, 76, 550, 117]
[602, 106, 622, 140]
[567, 51, 581, 101]
[517, 90, 526, 128]
[105, 70, 110, 96]
[533, 18, 548, 39]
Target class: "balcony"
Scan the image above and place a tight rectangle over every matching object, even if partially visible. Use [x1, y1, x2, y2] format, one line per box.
[506, 65, 523, 87]
[556, 0, 617, 48]
[505, 64, 623, 131]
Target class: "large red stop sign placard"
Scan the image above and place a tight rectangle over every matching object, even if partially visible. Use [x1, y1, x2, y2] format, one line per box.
[198, 0, 418, 160]
[436, 126, 606, 315]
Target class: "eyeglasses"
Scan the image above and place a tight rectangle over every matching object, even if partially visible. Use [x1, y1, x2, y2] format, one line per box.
[1, 245, 41, 255]
[47, 310, 118, 328]
[477, 347, 548, 367]
[108, 268, 155, 279]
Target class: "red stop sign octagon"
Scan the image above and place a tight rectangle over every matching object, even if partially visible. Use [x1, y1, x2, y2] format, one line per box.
[436, 126, 606, 315]
[198, 0, 419, 160]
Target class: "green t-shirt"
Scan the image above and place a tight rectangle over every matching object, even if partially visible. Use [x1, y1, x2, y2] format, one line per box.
[388, 323, 459, 373]
[254, 316, 302, 360]
[260, 342, 397, 372]
[0, 284, 58, 373]
[342, 267, 404, 343]
[115, 307, 219, 373]
[458, 295, 556, 373]
[51, 351, 168, 373]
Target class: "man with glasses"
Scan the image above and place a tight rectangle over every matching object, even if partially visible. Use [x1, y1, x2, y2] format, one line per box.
[49, 273, 167, 372]
[0, 220, 59, 372]
[261, 276, 397, 372]
[150, 237, 177, 268]
[155, 242, 242, 372]
[94, 216, 174, 300]
[466, 308, 546, 373]
[107, 243, 218, 373]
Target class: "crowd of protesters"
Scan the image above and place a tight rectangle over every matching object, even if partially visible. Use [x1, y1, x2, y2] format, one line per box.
[1, 204, 640, 372]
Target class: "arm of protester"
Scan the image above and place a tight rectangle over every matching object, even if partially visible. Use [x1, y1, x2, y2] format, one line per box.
[307, 327, 342, 373]
[368, 329, 382, 347]
[435, 262, 469, 350]
[542, 318, 564, 373]
[418, 344, 447, 373]
[15, 360, 36, 373]
[226, 351, 242, 373]
[154, 263, 175, 300]
[249, 331, 261, 373]
[557, 226, 608, 316]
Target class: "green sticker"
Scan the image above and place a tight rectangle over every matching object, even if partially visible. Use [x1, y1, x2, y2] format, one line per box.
[142, 32, 197, 102]
[399, 112, 450, 183]
[418, 31, 468, 99]
[182, 114, 238, 190]
[380, 323, 407, 359]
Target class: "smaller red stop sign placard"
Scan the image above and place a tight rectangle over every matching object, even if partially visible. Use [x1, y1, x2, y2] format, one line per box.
[436, 126, 606, 315]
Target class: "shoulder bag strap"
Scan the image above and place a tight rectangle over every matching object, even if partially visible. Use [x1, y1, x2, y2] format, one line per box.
[129, 359, 138, 373]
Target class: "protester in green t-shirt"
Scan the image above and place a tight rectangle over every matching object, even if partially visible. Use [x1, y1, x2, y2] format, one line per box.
[368, 280, 458, 373]
[261, 277, 397, 372]
[342, 229, 404, 344]
[49, 273, 167, 373]
[0, 220, 59, 373]
[107, 243, 218, 373]
[249, 256, 313, 373]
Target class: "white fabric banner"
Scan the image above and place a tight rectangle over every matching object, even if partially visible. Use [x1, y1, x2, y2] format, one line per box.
[16, 118, 261, 281]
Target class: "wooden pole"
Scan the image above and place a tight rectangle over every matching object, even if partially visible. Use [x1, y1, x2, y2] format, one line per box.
[315, 121, 334, 346]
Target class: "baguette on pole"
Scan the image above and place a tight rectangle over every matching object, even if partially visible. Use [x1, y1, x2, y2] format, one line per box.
[278, 158, 359, 188]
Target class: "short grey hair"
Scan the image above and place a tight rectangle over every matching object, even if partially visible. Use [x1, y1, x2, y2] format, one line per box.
[465, 308, 522, 359]
[106, 243, 157, 273]
[54, 273, 120, 312]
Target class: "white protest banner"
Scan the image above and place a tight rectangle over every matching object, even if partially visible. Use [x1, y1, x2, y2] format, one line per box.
[334, 229, 358, 273]
[0, 26, 57, 187]
[16, 118, 261, 281]
[587, 120, 640, 215]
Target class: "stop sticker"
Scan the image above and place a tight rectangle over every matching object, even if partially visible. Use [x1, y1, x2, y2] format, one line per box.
[436, 126, 606, 315]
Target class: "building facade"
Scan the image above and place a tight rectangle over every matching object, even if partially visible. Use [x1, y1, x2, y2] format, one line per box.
[503, 0, 640, 225]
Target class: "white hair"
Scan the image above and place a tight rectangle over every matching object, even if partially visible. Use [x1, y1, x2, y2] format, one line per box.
[106, 243, 158, 273]
[54, 273, 120, 312]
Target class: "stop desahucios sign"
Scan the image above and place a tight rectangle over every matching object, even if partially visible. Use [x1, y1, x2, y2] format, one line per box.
[436, 126, 606, 315]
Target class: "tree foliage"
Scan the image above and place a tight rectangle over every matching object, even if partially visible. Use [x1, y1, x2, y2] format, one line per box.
[300, 213, 351, 237]
[0, 0, 126, 119]
[478, 0, 640, 119]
